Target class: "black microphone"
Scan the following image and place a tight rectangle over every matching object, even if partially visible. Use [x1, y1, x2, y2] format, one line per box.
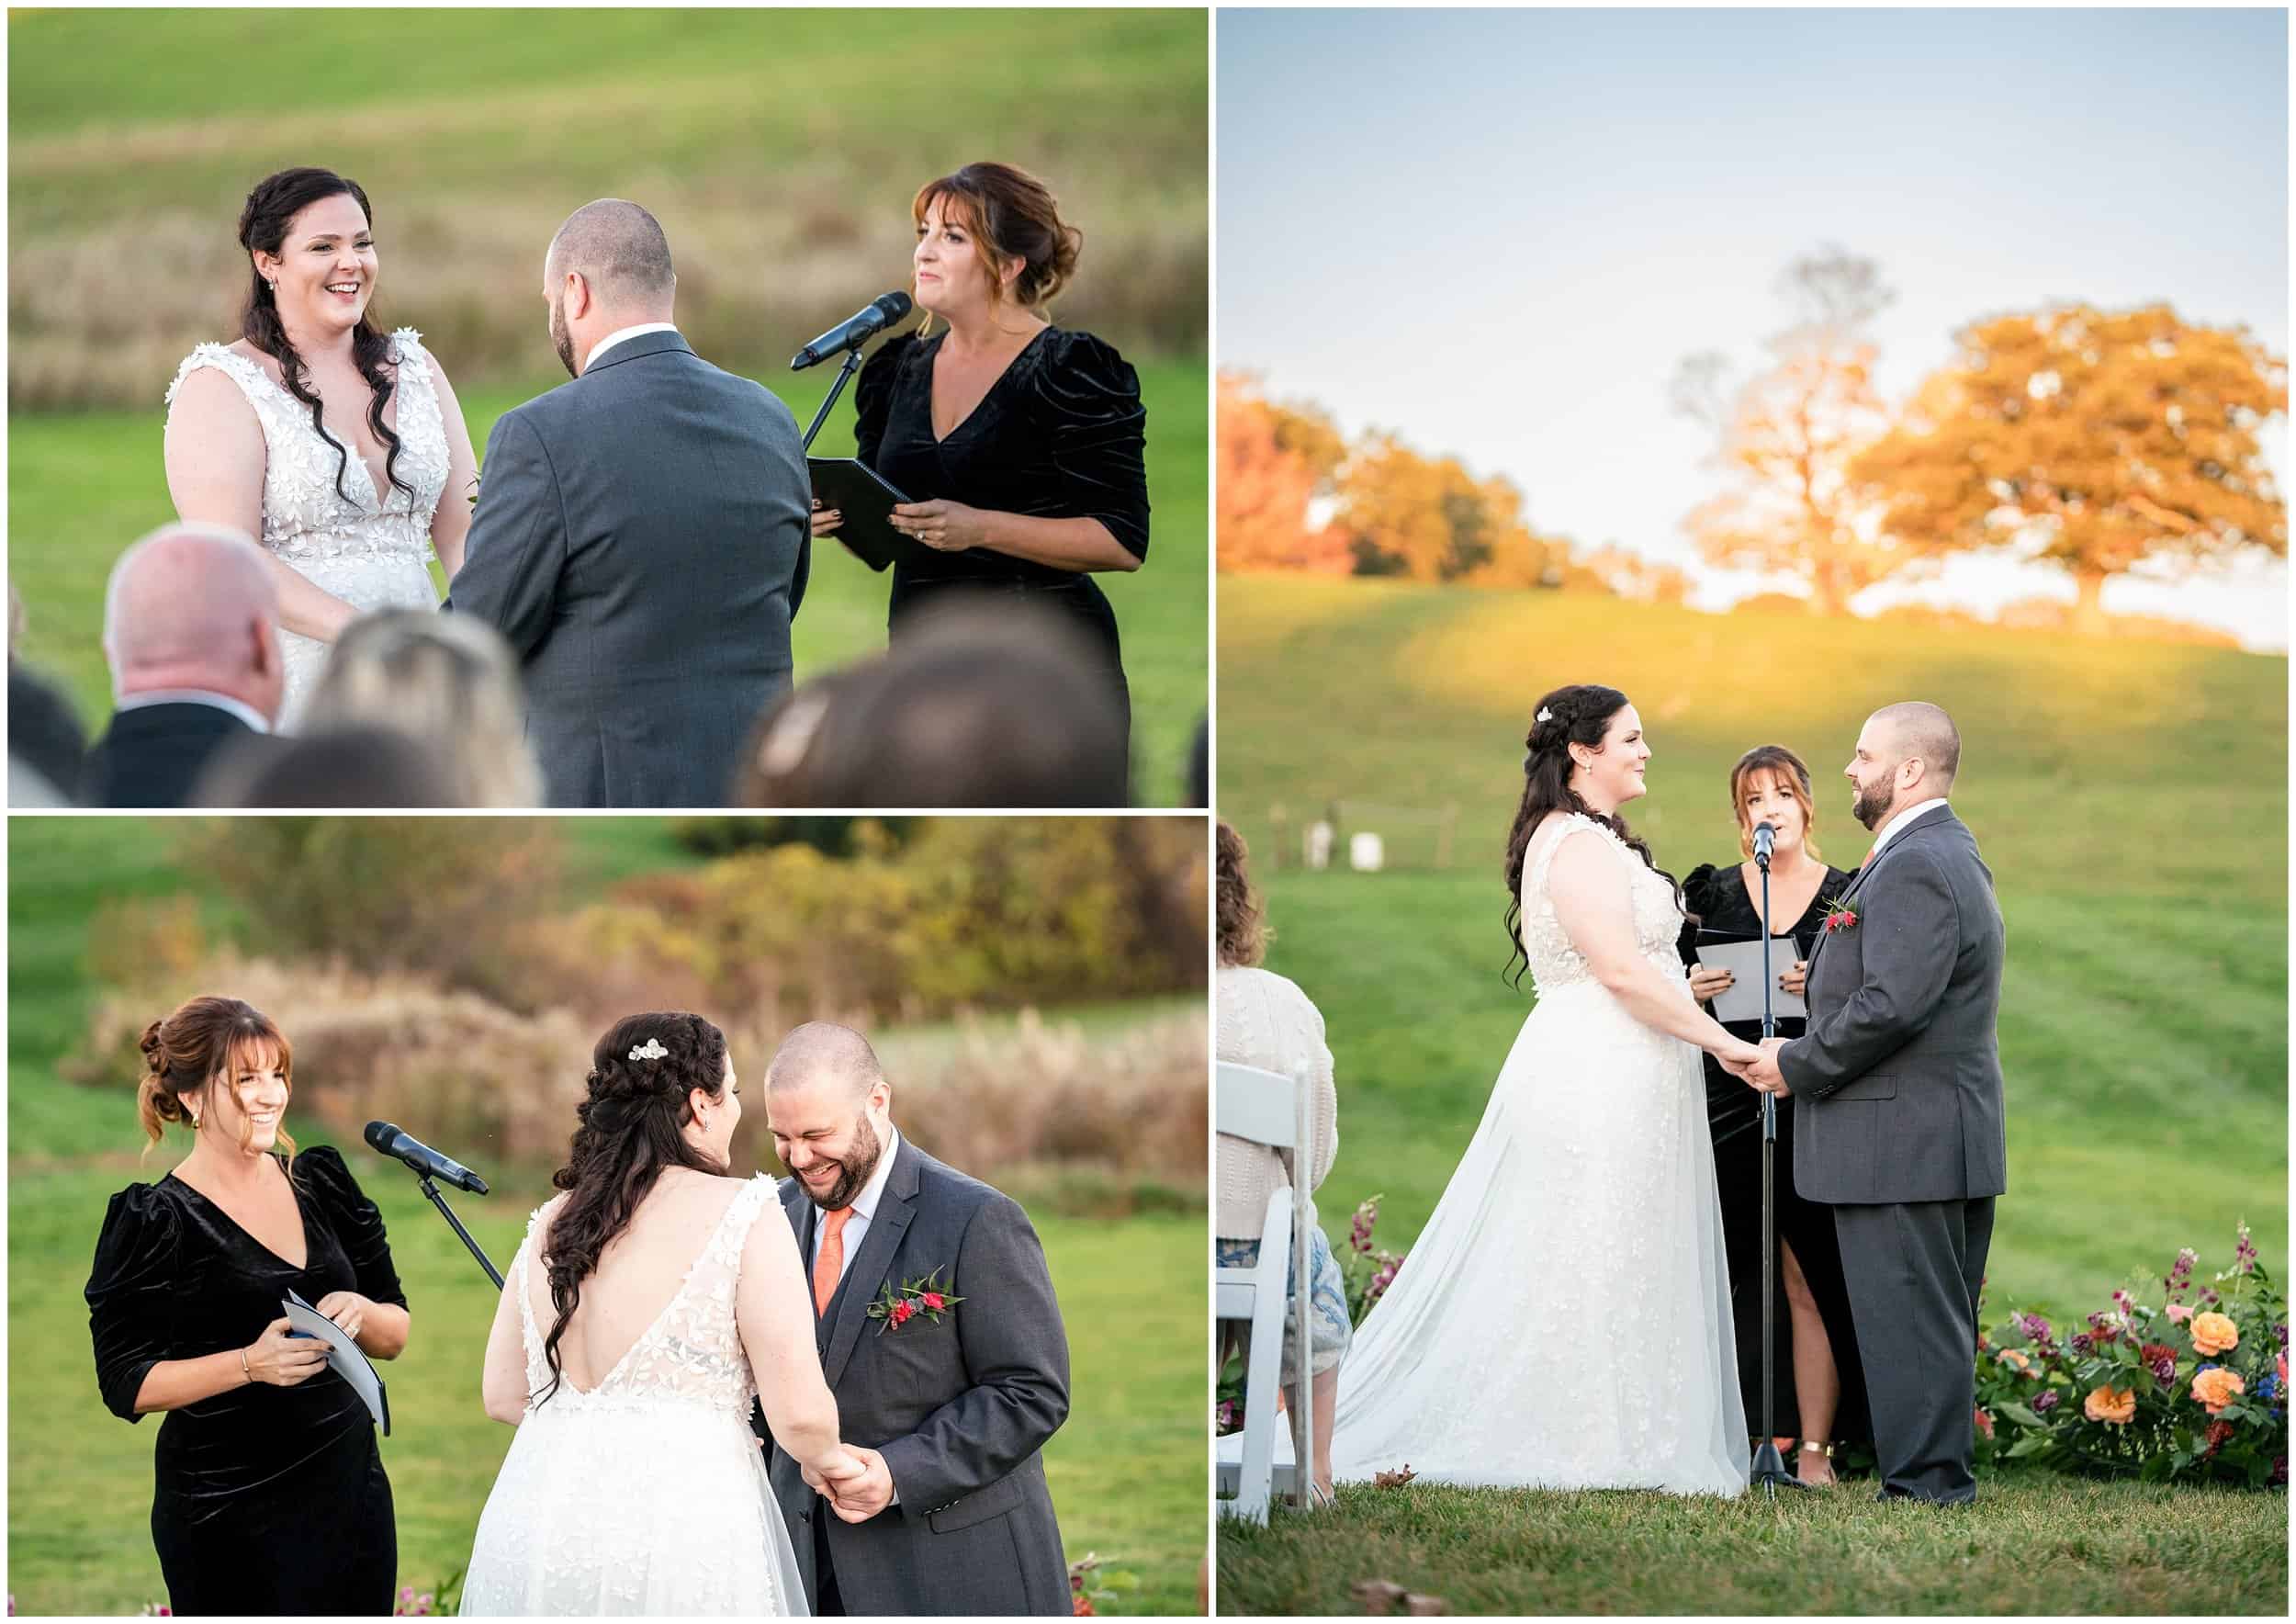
[365, 1122, 489, 1196]
[1752, 821, 1777, 869]
[790, 292, 913, 370]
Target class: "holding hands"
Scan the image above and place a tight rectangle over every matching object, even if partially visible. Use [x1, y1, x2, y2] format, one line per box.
[1721, 1037, 1793, 1096]
[805, 1444, 895, 1523]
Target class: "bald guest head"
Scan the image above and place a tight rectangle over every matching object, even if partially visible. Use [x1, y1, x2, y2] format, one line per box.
[545, 199, 676, 377]
[102, 524, 284, 722]
[764, 1022, 895, 1212]
[1846, 701, 1961, 832]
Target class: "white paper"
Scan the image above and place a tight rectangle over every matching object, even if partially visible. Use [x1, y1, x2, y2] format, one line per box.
[284, 1290, 389, 1434]
[1694, 936, 1807, 1023]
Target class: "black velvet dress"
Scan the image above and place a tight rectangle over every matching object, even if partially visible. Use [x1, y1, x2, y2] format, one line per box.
[85, 1145, 405, 1615]
[852, 326, 1150, 735]
[1677, 863, 1872, 1449]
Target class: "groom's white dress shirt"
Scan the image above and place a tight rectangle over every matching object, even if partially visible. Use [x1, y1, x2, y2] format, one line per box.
[1869, 796, 1951, 861]
[581, 321, 681, 372]
[808, 1125, 902, 1287]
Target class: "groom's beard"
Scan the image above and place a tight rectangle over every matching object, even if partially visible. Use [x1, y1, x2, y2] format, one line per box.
[799, 1114, 884, 1212]
[549, 295, 578, 380]
[1852, 778, 1894, 830]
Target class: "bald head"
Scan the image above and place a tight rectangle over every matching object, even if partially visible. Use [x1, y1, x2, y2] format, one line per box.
[765, 1021, 885, 1102]
[1870, 701, 1961, 793]
[103, 524, 282, 714]
[546, 198, 676, 316]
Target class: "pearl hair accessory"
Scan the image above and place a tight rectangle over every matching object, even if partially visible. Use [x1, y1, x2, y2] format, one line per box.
[1536, 706, 1554, 724]
[629, 1037, 669, 1062]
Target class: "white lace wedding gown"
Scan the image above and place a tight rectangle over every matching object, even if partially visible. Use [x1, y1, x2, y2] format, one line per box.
[164, 329, 447, 729]
[460, 1176, 811, 1615]
[1330, 813, 1749, 1495]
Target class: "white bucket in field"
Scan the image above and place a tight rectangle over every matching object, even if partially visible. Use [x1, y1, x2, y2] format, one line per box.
[1349, 831, 1385, 872]
[1305, 820, 1334, 871]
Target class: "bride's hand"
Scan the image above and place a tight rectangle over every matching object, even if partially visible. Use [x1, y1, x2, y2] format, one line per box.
[1717, 1040, 1762, 1077]
[805, 1448, 870, 1493]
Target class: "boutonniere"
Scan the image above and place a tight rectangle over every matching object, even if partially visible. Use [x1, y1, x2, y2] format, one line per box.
[868, 1267, 964, 1333]
[1820, 894, 1862, 934]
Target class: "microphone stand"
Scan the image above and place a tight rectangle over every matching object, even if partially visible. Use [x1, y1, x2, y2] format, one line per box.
[1747, 834, 1806, 1499]
[801, 345, 868, 452]
[411, 1169, 502, 1291]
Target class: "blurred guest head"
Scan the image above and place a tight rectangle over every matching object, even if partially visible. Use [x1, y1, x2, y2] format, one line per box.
[1187, 714, 1209, 810]
[1216, 820, 1268, 968]
[1728, 744, 1823, 864]
[102, 523, 284, 723]
[738, 605, 1128, 807]
[763, 1021, 894, 1212]
[200, 722, 461, 807]
[9, 663, 87, 805]
[911, 162, 1080, 329]
[137, 995, 294, 1161]
[1849, 702, 1962, 831]
[545, 198, 676, 378]
[304, 611, 540, 806]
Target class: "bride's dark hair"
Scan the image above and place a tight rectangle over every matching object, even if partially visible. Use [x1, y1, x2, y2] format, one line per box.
[237, 167, 417, 509]
[537, 1011, 730, 1406]
[1501, 683, 1681, 987]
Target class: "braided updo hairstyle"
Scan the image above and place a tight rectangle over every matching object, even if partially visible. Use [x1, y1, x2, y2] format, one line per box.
[237, 166, 417, 510]
[537, 1012, 730, 1405]
[136, 996, 296, 1160]
[1501, 683, 1681, 987]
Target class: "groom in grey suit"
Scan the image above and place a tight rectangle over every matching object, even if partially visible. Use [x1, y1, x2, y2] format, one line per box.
[1738, 702, 2008, 1505]
[757, 1023, 1073, 1615]
[447, 199, 811, 807]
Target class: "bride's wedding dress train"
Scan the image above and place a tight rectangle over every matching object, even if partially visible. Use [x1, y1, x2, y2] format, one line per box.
[459, 1176, 809, 1615]
[1331, 814, 1748, 1495]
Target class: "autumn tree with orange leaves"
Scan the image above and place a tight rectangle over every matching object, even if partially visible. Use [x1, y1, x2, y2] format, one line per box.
[1216, 373, 1351, 572]
[1850, 304, 2287, 634]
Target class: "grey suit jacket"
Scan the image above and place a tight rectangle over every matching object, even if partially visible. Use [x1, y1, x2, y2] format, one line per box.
[445, 331, 811, 807]
[762, 1141, 1072, 1616]
[1778, 804, 2009, 1204]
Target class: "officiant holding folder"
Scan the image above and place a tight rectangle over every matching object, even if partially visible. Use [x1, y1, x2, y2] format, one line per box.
[810, 162, 1150, 745]
[1673, 746, 1869, 1483]
[85, 998, 410, 1615]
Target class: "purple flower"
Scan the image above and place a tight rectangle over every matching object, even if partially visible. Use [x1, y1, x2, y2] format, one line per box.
[2070, 1333, 2095, 1357]
[1349, 1198, 1379, 1257]
[2272, 1456, 2288, 1486]
[2167, 1248, 2197, 1291]
[2019, 1314, 2054, 1343]
[2153, 1356, 2178, 1388]
[2032, 1390, 2061, 1414]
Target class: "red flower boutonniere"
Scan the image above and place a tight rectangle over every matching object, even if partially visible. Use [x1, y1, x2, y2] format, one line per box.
[868, 1267, 964, 1333]
[1820, 894, 1862, 934]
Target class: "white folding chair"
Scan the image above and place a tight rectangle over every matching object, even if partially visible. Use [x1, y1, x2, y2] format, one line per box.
[1213, 1060, 1314, 1523]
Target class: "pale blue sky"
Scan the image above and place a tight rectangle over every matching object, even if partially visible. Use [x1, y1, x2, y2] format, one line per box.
[1220, 7, 2290, 646]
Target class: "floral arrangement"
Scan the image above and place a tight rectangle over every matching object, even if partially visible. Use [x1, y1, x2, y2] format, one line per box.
[1066, 1551, 1138, 1616]
[1974, 1224, 2285, 1487]
[1341, 1194, 1405, 1328]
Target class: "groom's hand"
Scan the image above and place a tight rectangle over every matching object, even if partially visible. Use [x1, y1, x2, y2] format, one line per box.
[823, 1445, 896, 1523]
[1742, 1038, 1792, 1095]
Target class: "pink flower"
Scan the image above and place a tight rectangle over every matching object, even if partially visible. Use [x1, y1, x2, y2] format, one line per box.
[2167, 1303, 2194, 1325]
[922, 1292, 945, 1311]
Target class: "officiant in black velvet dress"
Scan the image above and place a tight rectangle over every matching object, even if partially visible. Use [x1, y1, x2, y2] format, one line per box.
[1675, 746, 1871, 1480]
[817, 163, 1149, 746]
[86, 998, 409, 1614]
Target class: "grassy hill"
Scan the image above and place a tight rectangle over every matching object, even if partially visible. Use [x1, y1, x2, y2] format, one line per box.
[6, 817, 1207, 1616]
[1216, 574, 2288, 1310]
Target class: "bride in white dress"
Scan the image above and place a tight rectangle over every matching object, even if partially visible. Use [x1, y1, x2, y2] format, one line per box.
[1330, 684, 1760, 1496]
[163, 166, 478, 728]
[461, 1013, 864, 1616]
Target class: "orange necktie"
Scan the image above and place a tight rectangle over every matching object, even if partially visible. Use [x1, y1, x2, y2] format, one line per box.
[813, 1207, 852, 1317]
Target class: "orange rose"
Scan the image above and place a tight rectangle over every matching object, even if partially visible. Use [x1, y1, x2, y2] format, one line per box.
[2084, 1384, 2137, 1425]
[2190, 1367, 2245, 1416]
[2191, 1312, 2239, 1357]
[1998, 1348, 2033, 1375]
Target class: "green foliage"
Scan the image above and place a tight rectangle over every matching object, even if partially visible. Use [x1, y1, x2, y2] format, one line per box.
[668, 817, 913, 859]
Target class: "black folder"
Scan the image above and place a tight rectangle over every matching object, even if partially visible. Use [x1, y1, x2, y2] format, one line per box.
[806, 457, 934, 574]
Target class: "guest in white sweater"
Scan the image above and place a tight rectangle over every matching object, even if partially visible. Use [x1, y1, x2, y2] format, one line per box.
[1215, 820, 1348, 1505]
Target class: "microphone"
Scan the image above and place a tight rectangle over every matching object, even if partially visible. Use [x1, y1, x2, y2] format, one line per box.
[791, 292, 913, 370]
[1751, 821, 1777, 868]
[365, 1122, 490, 1196]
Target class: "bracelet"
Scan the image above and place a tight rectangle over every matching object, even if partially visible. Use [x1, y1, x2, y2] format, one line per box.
[241, 1348, 253, 1385]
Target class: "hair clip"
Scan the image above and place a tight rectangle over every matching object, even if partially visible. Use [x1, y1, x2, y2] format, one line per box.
[1536, 706, 1553, 724]
[628, 1037, 669, 1062]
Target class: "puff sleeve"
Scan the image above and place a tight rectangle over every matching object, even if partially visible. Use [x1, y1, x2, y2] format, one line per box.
[853, 333, 918, 470]
[295, 1147, 409, 1310]
[1677, 863, 1720, 971]
[86, 1186, 185, 1423]
[1030, 331, 1149, 561]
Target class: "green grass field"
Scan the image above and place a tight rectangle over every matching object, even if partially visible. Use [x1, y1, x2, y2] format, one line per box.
[1213, 575, 2286, 1613]
[6, 817, 1210, 1616]
[9, 361, 1208, 805]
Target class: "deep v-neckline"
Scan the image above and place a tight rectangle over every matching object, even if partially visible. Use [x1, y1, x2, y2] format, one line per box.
[928, 325, 1052, 445]
[237, 345, 400, 511]
[167, 1161, 311, 1272]
[1734, 862, 1829, 936]
[527, 1180, 758, 1398]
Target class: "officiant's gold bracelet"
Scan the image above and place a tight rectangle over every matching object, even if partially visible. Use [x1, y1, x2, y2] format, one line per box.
[241, 1348, 253, 1384]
